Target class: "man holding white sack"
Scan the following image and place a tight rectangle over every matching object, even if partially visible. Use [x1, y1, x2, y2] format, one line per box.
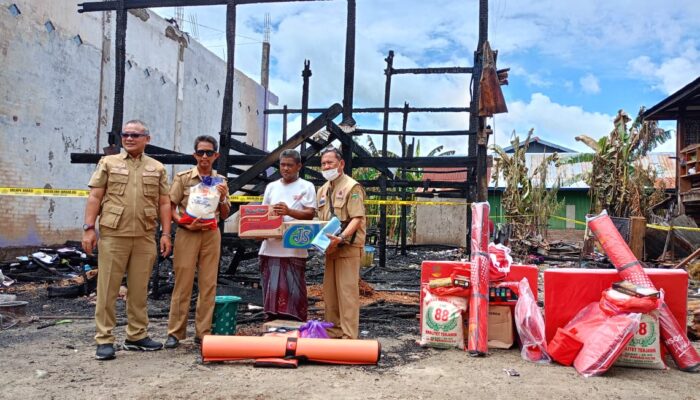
[258, 149, 316, 321]
[165, 135, 229, 348]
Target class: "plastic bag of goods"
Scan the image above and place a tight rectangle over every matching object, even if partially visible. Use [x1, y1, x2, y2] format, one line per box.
[614, 312, 667, 370]
[179, 176, 224, 229]
[565, 302, 641, 377]
[514, 278, 550, 363]
[419, 285, 467, 350]
[487, 242, 512, 281]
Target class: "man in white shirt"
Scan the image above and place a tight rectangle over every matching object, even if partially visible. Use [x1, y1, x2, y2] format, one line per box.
[258, 149, 316, 321]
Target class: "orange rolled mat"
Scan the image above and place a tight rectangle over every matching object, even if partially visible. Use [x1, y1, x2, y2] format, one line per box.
[201, 335, 381, 365]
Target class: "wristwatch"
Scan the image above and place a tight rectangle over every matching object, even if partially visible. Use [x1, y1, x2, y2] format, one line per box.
[82, 224, 95, 231]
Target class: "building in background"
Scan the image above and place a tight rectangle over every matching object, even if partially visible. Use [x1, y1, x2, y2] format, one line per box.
[0, 1, 275, 246]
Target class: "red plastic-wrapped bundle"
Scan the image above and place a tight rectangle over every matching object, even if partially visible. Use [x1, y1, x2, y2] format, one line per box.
[514, 278, 550, 363]
[566, 302, 640, 377]
[467, 202, 490, 356]
[588, 211, 700, 372]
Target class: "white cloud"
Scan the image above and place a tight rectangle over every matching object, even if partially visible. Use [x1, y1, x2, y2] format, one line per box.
[629, 42, 700, 94]
[491, 93, 613, 152]
[579, 73, 600, 94]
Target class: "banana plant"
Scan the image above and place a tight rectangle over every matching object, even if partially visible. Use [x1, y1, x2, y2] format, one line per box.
[563, 107, 670, 218]
[492, 129, 563, 255]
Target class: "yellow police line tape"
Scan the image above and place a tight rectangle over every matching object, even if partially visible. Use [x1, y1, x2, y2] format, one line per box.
[0, 187, 469, 206]
[4, 187, 700, 232]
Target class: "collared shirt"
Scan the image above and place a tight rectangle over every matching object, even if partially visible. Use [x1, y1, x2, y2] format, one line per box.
[317, 173, 366, 250]
[88, 151, 169, 237]
[170, 167, 226, 220]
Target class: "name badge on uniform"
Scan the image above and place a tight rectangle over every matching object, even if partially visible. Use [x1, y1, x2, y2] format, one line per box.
[319, 196, 326, 207]
[336, 190, 344, 199]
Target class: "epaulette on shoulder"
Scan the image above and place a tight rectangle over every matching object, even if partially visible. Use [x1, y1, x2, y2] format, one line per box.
[177, 170, 191, 176]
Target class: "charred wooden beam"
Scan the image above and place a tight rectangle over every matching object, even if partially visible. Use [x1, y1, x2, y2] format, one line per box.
[71, 152, 265, 165]
[227, 103, 343, 193]
[354, 128, 475, 136]
[265, 106, 471, 114]
[390, 67, 472, 75]
[354, 156, 476, 168]
[326, 123, 393, 178]
[79, 0, 327, 13]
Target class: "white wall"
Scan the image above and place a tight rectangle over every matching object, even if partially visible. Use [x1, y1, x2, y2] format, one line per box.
[414, 198, 468, 247]
[0, 1, 270, 246]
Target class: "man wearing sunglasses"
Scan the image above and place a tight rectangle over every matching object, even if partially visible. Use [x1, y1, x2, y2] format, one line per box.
[82, 120, 172, 360]
[165, 135, 229, 349]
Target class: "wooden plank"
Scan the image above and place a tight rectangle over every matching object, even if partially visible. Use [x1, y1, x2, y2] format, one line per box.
[629, 216, 646, 259]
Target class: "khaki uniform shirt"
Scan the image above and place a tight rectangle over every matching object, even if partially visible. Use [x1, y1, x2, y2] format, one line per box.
[88, 152, 169, 237]
[170, 167, 226, 220]
[317, 173, 366, 255]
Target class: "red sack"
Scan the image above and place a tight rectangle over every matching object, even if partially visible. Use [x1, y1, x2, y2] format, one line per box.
[566, 302, 641, 377]
[588, 210, 700, 372]
[548, 328, 584, 366]
[599, 288, 659, 316]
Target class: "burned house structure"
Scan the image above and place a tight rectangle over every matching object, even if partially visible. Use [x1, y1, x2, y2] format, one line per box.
[72, 0, 508, 279]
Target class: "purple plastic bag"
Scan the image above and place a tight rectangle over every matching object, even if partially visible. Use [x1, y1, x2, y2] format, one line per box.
[299, 320, 334, 338]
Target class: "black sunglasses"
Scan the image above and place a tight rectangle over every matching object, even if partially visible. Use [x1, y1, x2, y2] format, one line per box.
[120, 132, 148, 139]
[195, 150, 216, 157]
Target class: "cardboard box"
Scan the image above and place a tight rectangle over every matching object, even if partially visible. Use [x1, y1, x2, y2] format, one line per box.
[238, 205, 283, 238]
[282, 220, 325, 249]
[488, 305, 514, 349]
[543, 268, 688, 343]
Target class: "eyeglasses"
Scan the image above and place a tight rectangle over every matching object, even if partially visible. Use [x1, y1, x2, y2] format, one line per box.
[195, 150, 216, 157]
[320, 146, 342, 158]
[120, 132, 148, 139]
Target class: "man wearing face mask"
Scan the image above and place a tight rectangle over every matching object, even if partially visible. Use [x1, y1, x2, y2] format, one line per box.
[316, 145, 366, 339]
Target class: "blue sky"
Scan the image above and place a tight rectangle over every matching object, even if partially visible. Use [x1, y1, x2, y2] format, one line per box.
[155, 0, 700, 155]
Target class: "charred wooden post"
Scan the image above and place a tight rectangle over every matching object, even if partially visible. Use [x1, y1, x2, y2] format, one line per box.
[301, 60, 311, 142]
[109, 0, 128, 151]
[379, 50, 394, 269]
[400, 102, 410, 255]
[341, 0, 357, 127]
[282, 104, 288, 142]
[217, 0, 237, 178]
[466, 0, 489, 252]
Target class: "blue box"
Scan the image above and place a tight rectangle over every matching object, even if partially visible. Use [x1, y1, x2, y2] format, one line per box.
[282, 221, 325, 249]
[310, 217, 342, 253]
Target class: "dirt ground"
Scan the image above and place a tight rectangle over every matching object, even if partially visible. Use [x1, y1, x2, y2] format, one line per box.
[1, 293, 699, 400]
[2, 246, 699, 399]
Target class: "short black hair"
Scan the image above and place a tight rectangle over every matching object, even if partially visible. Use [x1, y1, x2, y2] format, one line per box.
[194, 135, 218, 152]
[280, 149, 301, 164]
[320, 145, 342, 161]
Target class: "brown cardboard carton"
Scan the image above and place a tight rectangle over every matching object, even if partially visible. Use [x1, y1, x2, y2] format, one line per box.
[238, 205, 283, 238]
[487, 305, 514, 349]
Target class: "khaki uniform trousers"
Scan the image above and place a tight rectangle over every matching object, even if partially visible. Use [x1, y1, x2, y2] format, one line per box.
[95, 235, 157, 344]
[323, 246, 361, 339]
[167, 227, 221, 340]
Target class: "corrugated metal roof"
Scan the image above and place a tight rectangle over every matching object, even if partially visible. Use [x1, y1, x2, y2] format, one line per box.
[489, 152, 675, 189]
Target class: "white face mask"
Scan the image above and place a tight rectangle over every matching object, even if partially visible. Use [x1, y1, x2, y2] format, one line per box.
[322, 168, 340, 181]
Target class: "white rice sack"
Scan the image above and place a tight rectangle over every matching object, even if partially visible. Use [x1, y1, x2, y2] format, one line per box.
[614, 312, 667, 370]
[419, 286, 467, 350]
[185, 181, 220, 220]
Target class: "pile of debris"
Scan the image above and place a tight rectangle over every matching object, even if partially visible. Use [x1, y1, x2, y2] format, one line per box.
[0, 243, 98, 298]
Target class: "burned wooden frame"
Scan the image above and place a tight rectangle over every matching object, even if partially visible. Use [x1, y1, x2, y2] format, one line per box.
[73, 0, 495, 273]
